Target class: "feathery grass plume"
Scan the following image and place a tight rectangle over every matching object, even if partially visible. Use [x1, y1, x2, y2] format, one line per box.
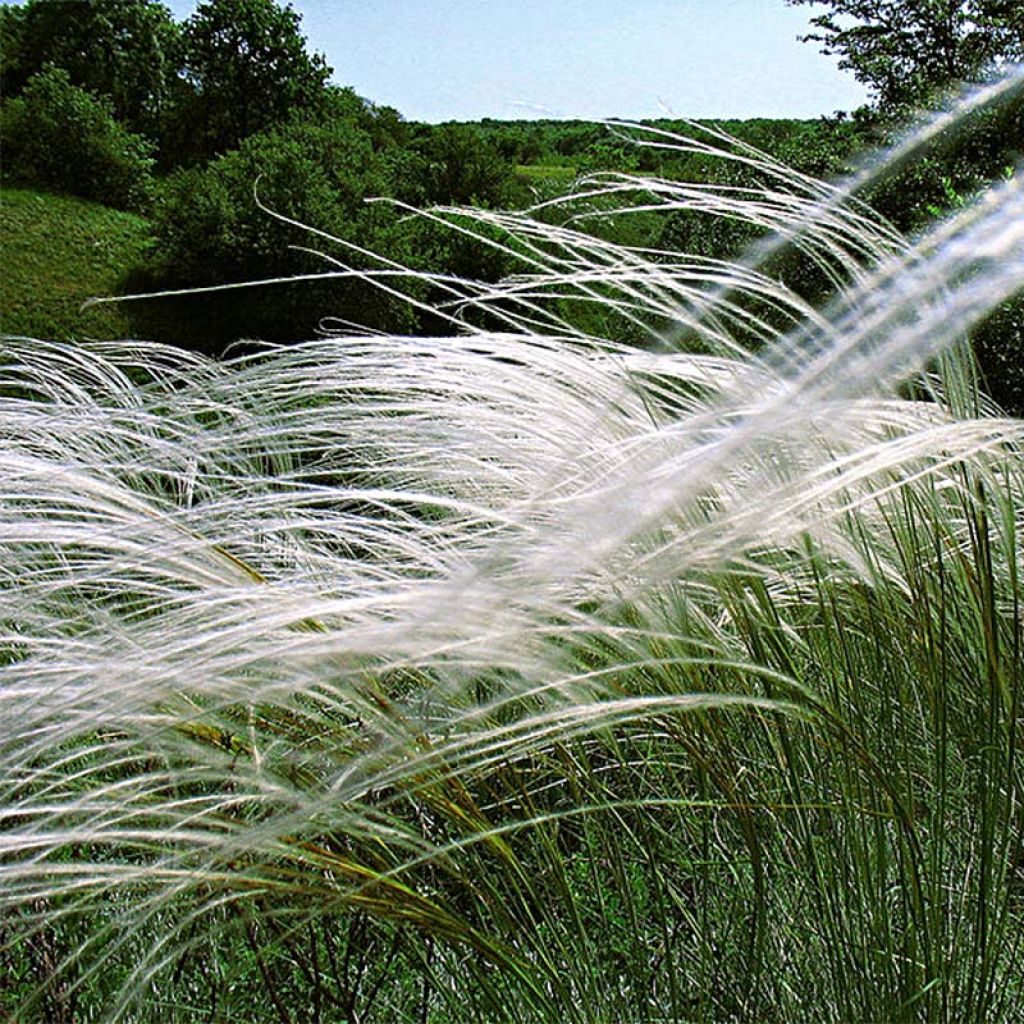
[2, 76, 1024, 1022]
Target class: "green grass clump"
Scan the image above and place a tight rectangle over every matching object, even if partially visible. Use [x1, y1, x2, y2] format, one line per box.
[0, 187, 153, 341]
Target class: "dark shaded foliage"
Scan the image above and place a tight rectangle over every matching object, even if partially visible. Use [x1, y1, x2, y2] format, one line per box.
[135, 110, 418, 350]
[0, 0, 178, 139]
[0, 67, 154, 211]
[168, 0, 332, 164]
[407, 123, 514, 208]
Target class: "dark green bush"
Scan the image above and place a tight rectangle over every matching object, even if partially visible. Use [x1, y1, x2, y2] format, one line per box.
[0, 66, 154, 211]
[853, 95, 1023, 413]
[407, 123, 514, 208]
[138, 111, 422, 350]
[135, 111, 524, 352]
[973, 292, 1024, 417]
[859, 92, 1023, 234]
[155, 116, 385, 276]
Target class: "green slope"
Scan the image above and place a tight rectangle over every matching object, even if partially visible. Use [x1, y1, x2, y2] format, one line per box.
[0, 187, 154, 341]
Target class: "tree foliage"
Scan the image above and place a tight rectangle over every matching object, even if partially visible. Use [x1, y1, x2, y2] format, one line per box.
[788, 1, 1024, 113]
[407, 124, 514, 207]
[172, 0, 333, 162]
[1, 66, 155, 210]
[0, 0, 178, 137]
[141, 108, 421, 346]
[156, 115, 383, 274]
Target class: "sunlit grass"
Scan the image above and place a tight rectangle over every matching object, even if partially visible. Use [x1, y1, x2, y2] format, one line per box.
[0, 187, 154, 341]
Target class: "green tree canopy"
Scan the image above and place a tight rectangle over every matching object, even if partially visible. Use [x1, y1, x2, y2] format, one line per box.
[0, 0, 178, 137]
[409, 124, 513, 208]
[173, 0, 332, 161]
[140, 108, 422, 347]
[788, 0, 1024, 113]
[0, 65, 155, 210]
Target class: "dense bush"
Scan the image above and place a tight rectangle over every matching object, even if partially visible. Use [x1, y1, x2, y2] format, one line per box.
[137, 110, 422, 348]
[973, 292, 1024, 415]
[155, 116, 384, 275]
[134, 113, 522, 351]
[852, 94, 1024, 413]
[859, 90, 1023, 233]
[0, 66, 154, 211]
[406, 123, 515, 208]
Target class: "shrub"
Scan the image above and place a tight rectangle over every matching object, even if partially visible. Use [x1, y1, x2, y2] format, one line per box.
[0, 66, 154, 211]
[855, 93, 1024, 412]
[973, 291, 1024, 415]
[408, 123, 514, 208]
[139, 114, 519, 350]
[142, 112, 420, 347]
[155, 120, 383, 277]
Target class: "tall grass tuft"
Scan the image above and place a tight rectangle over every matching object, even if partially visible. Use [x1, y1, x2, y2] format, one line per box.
[2, 76, 1023, 1022]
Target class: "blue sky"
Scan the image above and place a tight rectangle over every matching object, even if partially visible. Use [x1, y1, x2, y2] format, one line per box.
[158, 0, 868, 122]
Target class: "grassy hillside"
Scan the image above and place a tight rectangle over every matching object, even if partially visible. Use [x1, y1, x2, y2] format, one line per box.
[0, 186, 153, 341]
